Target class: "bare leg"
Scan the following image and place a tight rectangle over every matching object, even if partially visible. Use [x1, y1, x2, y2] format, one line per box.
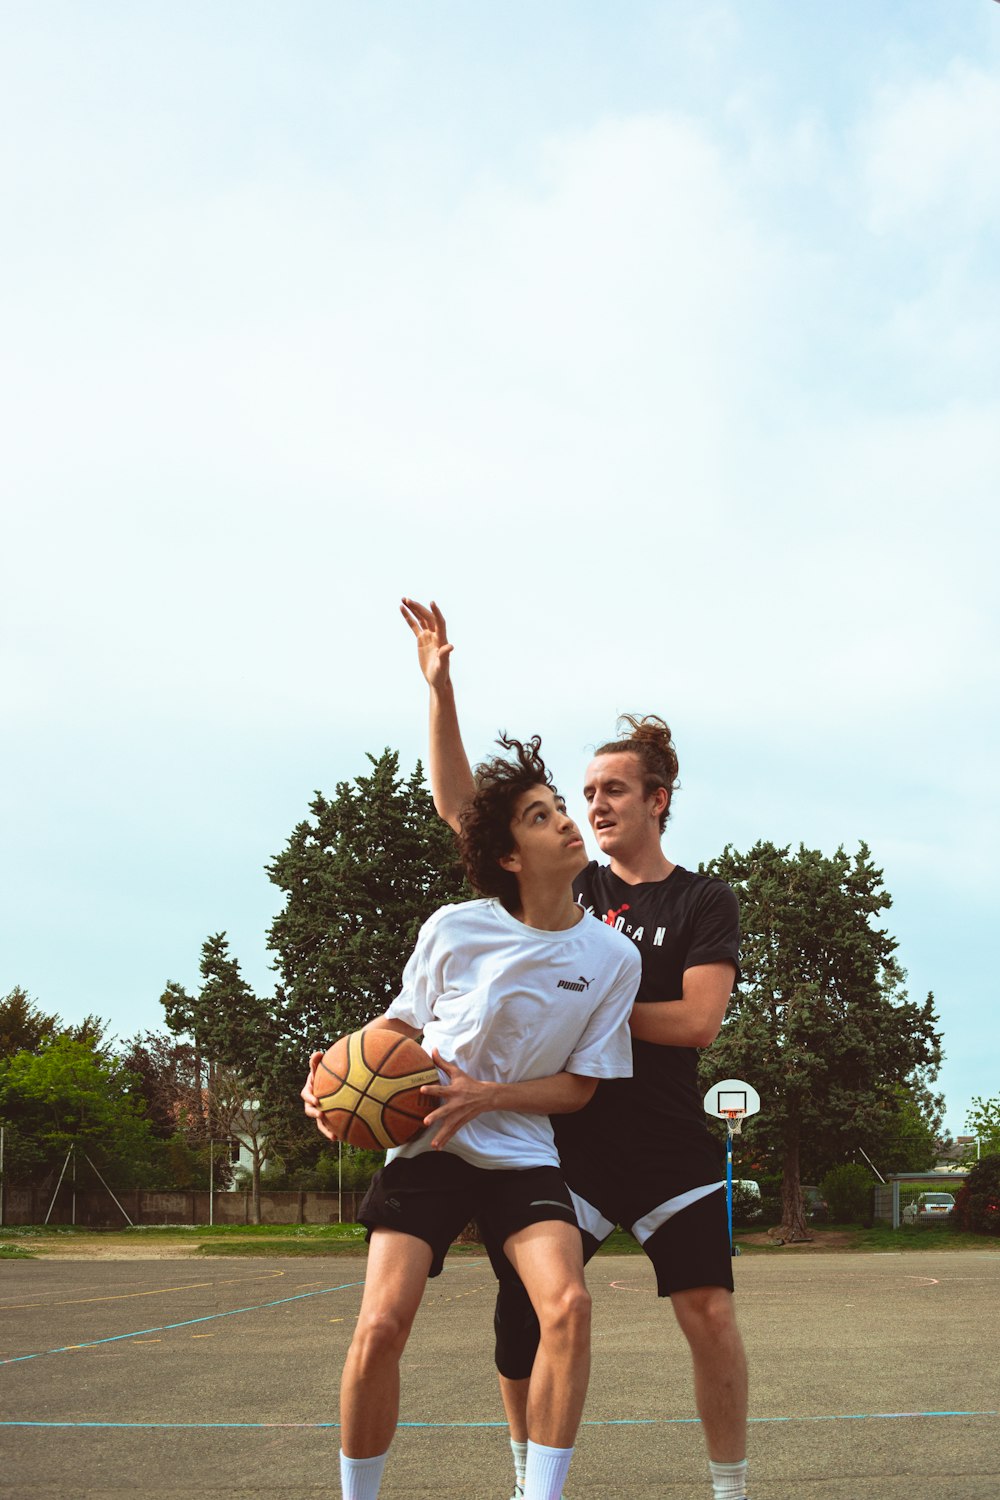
[499, 1373, 530, 1441]
[340, 1229, 434, 1458]
[670, 1286, 748, 1462]
[503, 1221, 591, 1449]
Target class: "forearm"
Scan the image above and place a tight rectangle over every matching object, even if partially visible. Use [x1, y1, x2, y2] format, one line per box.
[628, 1000, 716, 1048]
[479, 1071, 598, 1116]
[626, 963, 737, 1049]
[428, 680, 475, 832]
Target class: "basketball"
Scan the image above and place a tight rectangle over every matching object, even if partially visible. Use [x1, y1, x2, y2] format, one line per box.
[312, 1029, 440, 1149]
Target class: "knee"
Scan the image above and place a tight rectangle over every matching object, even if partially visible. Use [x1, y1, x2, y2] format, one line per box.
[539, 1280, 591, 1348]
[351, 1305, 412, 1367]
[673, 1288, 738, 1345]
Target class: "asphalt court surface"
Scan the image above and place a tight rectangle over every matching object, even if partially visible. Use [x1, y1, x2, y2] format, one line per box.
[2, 1250, 998, 1498]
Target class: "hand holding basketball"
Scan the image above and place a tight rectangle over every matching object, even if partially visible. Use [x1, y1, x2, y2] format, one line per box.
[420, 1050, 497, 1150]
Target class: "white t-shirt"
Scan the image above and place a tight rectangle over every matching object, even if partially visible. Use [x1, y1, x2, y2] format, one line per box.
[385, 898, 640, 1170]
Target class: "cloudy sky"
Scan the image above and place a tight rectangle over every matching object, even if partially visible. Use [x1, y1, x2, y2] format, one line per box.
[3, 1, 997, 1139]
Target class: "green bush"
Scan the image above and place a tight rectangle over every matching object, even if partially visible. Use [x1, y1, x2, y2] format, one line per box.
[819, 1163, 875, 1224]
[953, 1153, 1000, 1236]
[730, 1181, 762, 1226]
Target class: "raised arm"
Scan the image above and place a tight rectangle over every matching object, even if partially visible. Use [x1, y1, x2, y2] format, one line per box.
[400, 596, 476, 832]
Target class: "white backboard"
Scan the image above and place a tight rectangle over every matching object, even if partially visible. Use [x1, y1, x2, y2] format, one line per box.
[703, 1078, 761, 1118]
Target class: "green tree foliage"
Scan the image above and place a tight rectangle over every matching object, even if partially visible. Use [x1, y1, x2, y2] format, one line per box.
[267, 749, 468, 1045]
[159, 751, 466, 1184]
[963, 1096, 1000, 1162]
[819, 1163, 876, 1224]
[117, 1030, 239, 1190]
[1, 987, 60, 1056]
[0, 1035, 159, 1189]
[118, 1030, 208, 1140]
[701, 841, 942, 1241]
[161, 939, 280, 1213]
[162, 934, 280, 1099]
[865, 1082, 942, 1176]
[953, 1153, 1000, 1236]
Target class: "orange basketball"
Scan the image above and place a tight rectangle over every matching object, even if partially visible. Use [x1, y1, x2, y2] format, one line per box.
[312, 1029, 440, 1149]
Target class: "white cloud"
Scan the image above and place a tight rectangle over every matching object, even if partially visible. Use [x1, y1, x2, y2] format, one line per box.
[860, 60, 1000, 236]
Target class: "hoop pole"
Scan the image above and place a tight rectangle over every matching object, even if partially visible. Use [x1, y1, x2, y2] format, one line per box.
[726, 1123, 734, 1254]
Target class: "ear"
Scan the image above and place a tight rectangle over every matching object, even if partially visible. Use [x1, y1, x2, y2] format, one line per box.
[499, 848, 522, 874]
[649, 786, 669, 820]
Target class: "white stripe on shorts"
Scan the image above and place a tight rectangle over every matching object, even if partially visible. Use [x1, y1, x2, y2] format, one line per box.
[568, 1188, 616, 1244]
[630, 1182, 725, 1245]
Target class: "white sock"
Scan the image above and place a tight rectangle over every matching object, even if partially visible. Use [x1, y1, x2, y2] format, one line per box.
[709, 1457, 748, 1499]
[340, 1450, 388, 1500]
[524, 1439, 573, 1500]
[511, 1435, 528, 1487]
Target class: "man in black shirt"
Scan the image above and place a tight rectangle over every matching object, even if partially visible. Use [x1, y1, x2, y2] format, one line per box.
[401, 598, 750, 1500]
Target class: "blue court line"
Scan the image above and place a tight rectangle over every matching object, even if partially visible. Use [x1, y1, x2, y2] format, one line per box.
[0, 1411, 995, 1430]
[0, 1278, 368, 1367]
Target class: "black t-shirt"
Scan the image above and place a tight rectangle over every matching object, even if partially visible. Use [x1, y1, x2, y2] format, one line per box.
[554, 862, 740, 1183]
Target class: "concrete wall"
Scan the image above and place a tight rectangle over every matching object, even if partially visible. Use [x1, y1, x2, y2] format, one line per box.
[1, 1186, 367, 1227]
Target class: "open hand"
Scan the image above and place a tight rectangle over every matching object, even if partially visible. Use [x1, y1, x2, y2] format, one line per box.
[400, 597, 454, 690]
[420, 1049, 497, 1150]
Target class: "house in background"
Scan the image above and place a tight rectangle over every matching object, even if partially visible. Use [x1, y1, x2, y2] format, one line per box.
[932, 1136, 976, 1173]
[229, 1101, 271, 1182]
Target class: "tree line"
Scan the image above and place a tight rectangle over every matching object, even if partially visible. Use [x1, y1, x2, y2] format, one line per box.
[5, 746, 992, 1236]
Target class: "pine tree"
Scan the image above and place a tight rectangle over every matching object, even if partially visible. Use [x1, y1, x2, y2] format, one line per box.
[266, 749, 468, 1048]
[160, 749, 468, 1184]
[702, 841, 941, 1241]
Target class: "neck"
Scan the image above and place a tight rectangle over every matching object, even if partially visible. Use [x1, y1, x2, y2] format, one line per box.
[609, 845, 675, 885]
[511, 879, 584, 932]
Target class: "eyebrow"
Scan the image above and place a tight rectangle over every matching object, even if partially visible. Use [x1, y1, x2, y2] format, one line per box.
[520, 796, 564, 821]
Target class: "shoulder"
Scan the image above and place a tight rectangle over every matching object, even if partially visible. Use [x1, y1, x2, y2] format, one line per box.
[673, 865, 739, 914]
[573, 860, 604, 899]
[576, 909, 642, 972]
[417, 899, 498, 943]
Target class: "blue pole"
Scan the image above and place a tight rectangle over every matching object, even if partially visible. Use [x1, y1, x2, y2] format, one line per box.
[726, 1124, 734, 1254]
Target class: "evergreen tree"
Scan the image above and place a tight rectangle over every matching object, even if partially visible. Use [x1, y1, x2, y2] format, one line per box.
[1, 987, 60, 1056]
[159, 749, 467, 1184]
[701, 841, 942, 1240]
[266, 748, 468, 1047]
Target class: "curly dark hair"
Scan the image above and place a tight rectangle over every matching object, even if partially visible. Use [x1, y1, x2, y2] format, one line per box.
[458, 733, 557, 911]
[593, 713, 679, 834]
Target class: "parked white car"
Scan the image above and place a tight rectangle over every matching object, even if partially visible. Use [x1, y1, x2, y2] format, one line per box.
[902, 1191, 955, 1226]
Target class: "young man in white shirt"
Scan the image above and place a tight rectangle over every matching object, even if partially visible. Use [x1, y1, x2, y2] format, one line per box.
[303, 734, 640, 1500]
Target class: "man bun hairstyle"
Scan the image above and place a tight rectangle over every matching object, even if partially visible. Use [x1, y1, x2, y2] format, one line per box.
[458, 733, 556, 912]
[594, 713, 679, 833]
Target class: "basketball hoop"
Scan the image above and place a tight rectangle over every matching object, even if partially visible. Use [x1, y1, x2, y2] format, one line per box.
[703, 1078, 762, 1259]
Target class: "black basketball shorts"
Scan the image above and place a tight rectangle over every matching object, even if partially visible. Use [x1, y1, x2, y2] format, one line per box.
[493, 1176, 733, 1380]
[359, 1151, 579, 1279]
